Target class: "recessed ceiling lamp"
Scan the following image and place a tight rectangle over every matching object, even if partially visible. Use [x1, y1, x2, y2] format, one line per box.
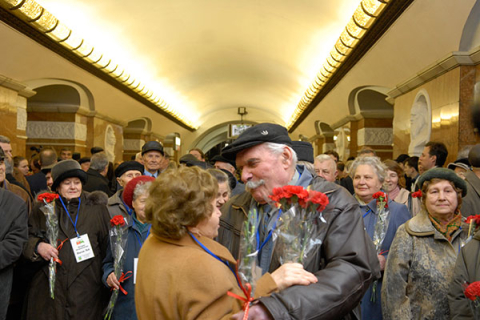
[0, 0, 198, 130]
[286, 0, 390, 130]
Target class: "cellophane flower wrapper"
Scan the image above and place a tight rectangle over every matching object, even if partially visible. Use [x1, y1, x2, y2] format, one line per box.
[270, 186, 328, 266]
[237, 206, 261, 295]
[104, 218, 129, 320]
[39, 199, 59, 299]
[370, 192, 390, 302]
[465, 215, 480, 244]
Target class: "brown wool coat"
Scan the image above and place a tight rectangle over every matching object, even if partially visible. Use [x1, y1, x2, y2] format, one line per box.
[135, 233, 278, 320]
[381, 210, 468, 320]
[24, 191, 111, 320]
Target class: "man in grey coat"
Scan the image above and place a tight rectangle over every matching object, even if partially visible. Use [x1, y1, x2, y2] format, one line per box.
[218, 123, 380, 320]
[0, 159, 28, 319]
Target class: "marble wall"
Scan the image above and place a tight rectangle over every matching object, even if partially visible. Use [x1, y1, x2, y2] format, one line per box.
[393, 68, 464, 165]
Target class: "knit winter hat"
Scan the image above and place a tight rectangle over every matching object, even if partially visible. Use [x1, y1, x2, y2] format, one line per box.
[417, 167, 467, 197]
[122, 175, 155, 208]
[51, 159, 88, 191]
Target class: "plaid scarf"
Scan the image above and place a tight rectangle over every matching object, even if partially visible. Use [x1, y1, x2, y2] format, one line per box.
[428, 213, 462, 242]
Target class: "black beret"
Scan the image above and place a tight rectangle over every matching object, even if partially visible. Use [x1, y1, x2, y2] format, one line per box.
[211, 154, 236, 169]
[469, 145, 480, 168]
[115, 161, 144, 178]
[142, 141, 164, 156]
[222, 123, 292, 160]
[78, 157, 90, 164]
[291, 141, 314, 164]
[417, 167, 467, 197]
[90, 146, 104, 155]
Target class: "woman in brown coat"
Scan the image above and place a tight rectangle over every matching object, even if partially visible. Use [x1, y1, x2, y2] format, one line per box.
[135, 166, 317, 320]
[24, 160, 110, 320]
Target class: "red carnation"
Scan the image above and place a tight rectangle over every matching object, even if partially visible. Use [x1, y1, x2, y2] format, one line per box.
[411, 190, 422, 198]
[308, 190, 329, 212]
[466, 215, 480, 225]
[110, 215, 126, 227]
[37, 193, 59, 203]
[464, 281, 480, 301]
[372, 191, 388, 208]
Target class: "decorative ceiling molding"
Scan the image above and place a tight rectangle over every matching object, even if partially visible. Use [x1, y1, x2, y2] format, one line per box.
[0, 0, 197, 131]
[288, 0, 414, 132]
[386, 46, 480, 103]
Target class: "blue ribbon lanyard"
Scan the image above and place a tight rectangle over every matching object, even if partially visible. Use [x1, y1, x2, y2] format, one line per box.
[121, 198, 133, 216]
[256, 209, 282, 253]
[363, 207, 372, 218]
[189, 232, 237, 282]
[59, 196, 81, 238]
[132, 219, 151, 248]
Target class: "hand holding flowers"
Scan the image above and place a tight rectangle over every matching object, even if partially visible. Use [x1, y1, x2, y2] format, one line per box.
[37, 192, 60, 299]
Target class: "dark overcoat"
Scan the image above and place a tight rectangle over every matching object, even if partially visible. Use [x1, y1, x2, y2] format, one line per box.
[24, 191, 110, 320]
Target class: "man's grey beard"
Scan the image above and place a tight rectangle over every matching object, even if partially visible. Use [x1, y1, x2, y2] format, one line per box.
[245, 179, 265, 191]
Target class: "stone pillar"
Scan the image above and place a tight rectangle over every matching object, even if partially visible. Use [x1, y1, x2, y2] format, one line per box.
[0, 75, 36, 156]
[356, 118, 393, 160]
[26, 112, 88, 158]
[123, 130, 147, 162]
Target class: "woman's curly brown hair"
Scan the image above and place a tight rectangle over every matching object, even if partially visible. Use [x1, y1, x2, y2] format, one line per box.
[145, 166, 218, 240]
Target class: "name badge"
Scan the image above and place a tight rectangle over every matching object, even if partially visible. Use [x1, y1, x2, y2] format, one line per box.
[134, 258, 138, 284]
[70, 234, 95, 263]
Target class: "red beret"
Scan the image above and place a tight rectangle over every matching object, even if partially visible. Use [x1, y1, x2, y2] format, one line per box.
[122, 176, 155, 208]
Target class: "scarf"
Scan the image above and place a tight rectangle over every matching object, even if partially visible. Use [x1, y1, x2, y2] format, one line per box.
[428, 213, 462, 242]
[388, 186, 400, 201]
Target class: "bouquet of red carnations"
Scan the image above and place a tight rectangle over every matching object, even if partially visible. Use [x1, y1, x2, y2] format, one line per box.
[269, 185, 328, 265]
[104, 215, 129, 320]
[370, 191, 390, 302]
[37, 192, 60, 299]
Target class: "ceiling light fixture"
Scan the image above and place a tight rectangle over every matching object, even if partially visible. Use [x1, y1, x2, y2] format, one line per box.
[286, 0, 390, 130]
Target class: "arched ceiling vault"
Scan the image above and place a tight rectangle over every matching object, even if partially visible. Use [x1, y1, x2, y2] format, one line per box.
[0, 0, 478, 145]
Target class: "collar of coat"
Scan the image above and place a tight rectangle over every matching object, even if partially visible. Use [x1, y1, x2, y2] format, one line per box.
[154, 233, 238, 266]
[406, 209, 467, 239]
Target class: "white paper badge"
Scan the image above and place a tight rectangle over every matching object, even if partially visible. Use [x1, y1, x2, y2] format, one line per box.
[134, 258, 138, 284]
[70, 234, 95, 263]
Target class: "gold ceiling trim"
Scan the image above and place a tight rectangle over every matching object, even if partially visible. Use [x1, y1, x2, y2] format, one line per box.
[286, 0, 390, 130]
[0, 0, 198, 130]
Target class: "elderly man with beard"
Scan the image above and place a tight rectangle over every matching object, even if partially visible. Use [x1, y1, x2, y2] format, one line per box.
[218, 123, 380, 320]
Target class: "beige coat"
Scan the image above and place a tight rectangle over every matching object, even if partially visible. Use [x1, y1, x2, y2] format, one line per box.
[135, 233, 277, 320]
[382, 210, 468, 320]
[393, 188, 420, 217]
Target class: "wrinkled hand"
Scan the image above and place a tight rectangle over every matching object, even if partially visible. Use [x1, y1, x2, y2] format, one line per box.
[107, 272, 120, 290]
[232, 304, 273, 320]
[270, 262, 318, 291]
[377, 254, 386, 271]
[37, 242, 59, 261]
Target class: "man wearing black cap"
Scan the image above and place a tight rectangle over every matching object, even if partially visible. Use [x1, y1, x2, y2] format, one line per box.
[218, 123, 380, 320]
[107, 161, 144, 220]
[211, 154, 245, 196]
[141, 141, 164, 178]
[461, 144, 480, 217]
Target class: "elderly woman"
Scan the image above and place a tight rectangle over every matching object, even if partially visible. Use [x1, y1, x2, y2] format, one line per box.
[102, 175, 155, 320]
[24, 159, 111, 320]
[207, 168, 231, 209]
[384, 159, 420, 216]
[135, 166, 317, 320]
[382, 168, 468, 319]
[350, 156, 410, 319]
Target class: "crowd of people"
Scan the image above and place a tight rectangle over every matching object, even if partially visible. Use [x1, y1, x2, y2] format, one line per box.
[0, 127, 480, 320]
